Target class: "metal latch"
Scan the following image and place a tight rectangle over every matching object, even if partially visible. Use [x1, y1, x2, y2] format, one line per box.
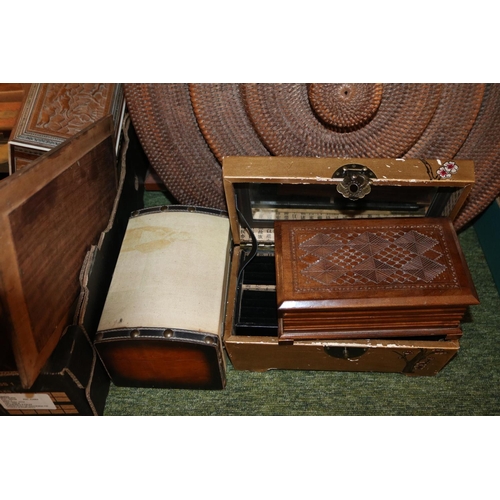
[333, 164, 376, 201]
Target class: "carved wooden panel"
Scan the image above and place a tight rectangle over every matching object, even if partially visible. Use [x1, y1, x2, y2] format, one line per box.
[293, 224, 454, 290]
[276, 217, 477, 300]
[9, 83, 124, 172]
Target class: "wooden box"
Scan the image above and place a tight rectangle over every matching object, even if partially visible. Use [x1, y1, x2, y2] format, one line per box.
[8, 83, 125, 173]
[0, 115, 145, 414]
[222, 156, 477, 376]
[274, 217, 478, 341]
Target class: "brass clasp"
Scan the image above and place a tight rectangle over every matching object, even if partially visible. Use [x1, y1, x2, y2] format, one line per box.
[333, 164, 376, 201]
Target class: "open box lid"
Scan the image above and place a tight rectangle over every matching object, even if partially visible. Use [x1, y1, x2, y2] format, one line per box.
[0, 116, 117, 388]
[222, 156, 475, 246]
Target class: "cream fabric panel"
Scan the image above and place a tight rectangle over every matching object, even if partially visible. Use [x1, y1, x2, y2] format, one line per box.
[98, 211, 231, 335]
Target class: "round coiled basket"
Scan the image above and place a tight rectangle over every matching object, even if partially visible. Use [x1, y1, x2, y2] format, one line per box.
[124, 83, 500, 230]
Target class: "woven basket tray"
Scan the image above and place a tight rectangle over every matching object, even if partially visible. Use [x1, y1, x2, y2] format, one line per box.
[124, 83, 500, 230]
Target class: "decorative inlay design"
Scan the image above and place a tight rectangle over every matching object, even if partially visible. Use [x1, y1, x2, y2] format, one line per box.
[296, 227, 450, 288]
[436, 161, 459, 179]
[35, 84, 110, 136]
[10, 84, 124, 155]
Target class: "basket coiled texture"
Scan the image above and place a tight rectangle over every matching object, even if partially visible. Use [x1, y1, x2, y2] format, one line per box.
[124, 83, 500, 230]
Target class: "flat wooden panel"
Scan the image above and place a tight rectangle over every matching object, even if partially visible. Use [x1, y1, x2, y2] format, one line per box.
[0, 101, 22, 131]
[0, 116, 117, 388]
[225, 337, 459, 376]
[10, 139, 116, 352]
[0, 84, 27, 97]
[222, 156, 475, 184]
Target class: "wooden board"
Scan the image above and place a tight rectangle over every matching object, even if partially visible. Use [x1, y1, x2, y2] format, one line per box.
[0, 101, 22, 131]
[0, 116, 117, 388]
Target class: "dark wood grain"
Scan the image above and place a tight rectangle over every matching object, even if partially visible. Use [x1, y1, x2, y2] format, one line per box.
[95, 339, 224, 389]
[0, 116, 117, 388]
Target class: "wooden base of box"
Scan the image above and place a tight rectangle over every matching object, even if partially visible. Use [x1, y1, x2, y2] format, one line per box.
[224, 244, 459, 376]
[95, 333, 226, 389]
[225, 336, 459, 376]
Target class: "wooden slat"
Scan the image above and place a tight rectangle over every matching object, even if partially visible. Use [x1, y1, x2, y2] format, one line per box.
[0, 84, 27, 106]
[0, 101, 22, 131]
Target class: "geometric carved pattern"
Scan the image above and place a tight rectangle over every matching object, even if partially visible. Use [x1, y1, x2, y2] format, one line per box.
[298, 229, 447, 286]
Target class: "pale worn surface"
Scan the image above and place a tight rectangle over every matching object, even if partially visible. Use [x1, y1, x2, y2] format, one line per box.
[98, 211, 231, 335]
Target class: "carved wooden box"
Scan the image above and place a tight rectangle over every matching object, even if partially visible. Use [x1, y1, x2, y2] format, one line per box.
[8, 83, 125, 173]
[274, 217, 478, 341]
[221, 156, 477, 376]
